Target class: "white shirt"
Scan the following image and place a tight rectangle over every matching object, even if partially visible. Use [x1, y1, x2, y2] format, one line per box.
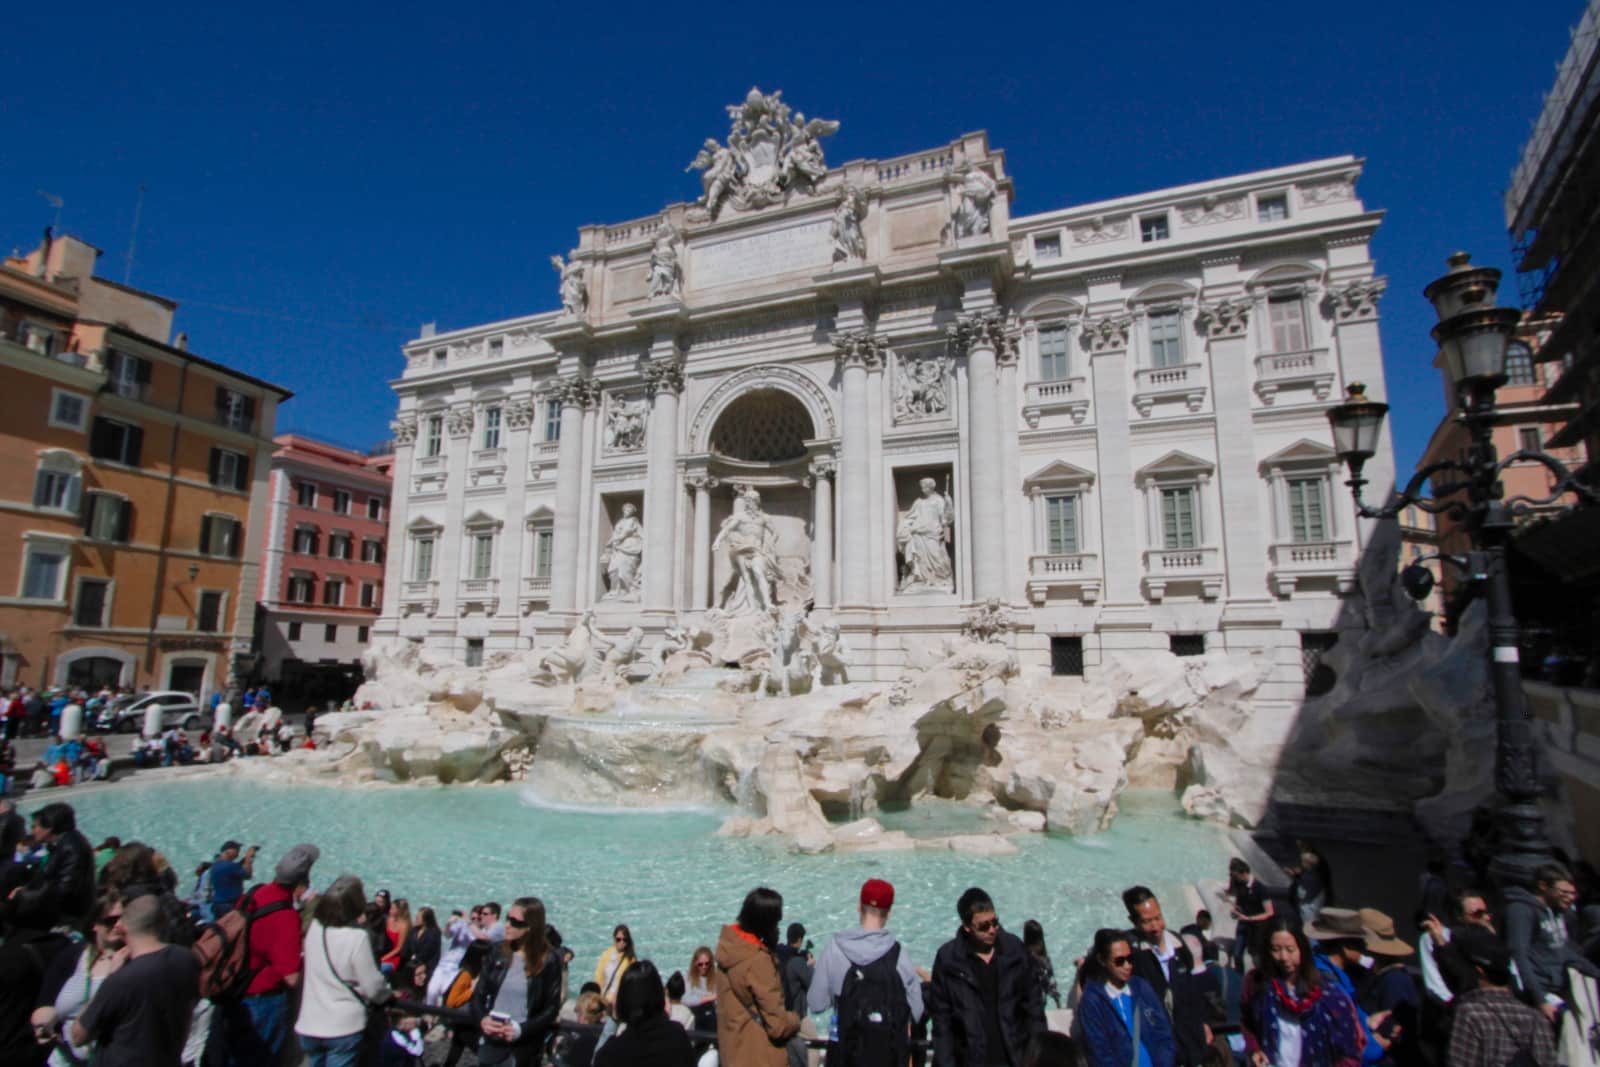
[296, 921, 391, 1039]
[1275, 1015, 1303, 1067]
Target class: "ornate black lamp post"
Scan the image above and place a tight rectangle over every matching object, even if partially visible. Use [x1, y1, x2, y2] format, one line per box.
[1326, 252, 1596, 889]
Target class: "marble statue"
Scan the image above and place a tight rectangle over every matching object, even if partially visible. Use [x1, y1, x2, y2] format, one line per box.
[604, 395, 647, 453]
[601, 503, 644, 600]
[651, 615, 710, 667]
[807, 615, 849, 686]
[687, 88, 839, 219]
[758, 608, 812, 699]
[532, 610, 602, 685]
[951, 163, 997, 240]
[712, 485, 779, 614]
[963, 597, 1013, 644]
[647, 225, 681, 299]
[550, 254, 587, 317]
[831, 184, 867, 262]
[894, 353, 950, 421]
[601, 626, 648, 680]
[897, 477, 954, 593]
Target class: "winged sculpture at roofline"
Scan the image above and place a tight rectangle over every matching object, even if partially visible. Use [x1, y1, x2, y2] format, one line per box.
[687, 87, 839, 221]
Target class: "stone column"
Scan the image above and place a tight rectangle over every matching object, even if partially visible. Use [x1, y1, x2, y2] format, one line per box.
[686, 473, 718, 610]
[997, 335, 1022, 601]
[1083, 314, 1142, 605]
[831, 331, 886, 609]
[807, 456, 836, 609]
[498, 394, 536, 623]
[575, 390, 601, 610]
[1197, 297, 1271, 603]
[642, 354, 685, 614]
[436, 402, 474, 619]
[950, 312, 1010, 600]
[548, 379, 586, 614]
[377, 414, 417, 628]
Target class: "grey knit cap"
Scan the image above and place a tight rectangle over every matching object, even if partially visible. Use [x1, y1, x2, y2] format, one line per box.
[273, 843, 320, 886]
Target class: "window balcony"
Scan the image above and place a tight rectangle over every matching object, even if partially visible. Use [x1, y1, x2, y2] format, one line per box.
[1253, 347, 1334, 405]
[1026, 552, 1101, 604]
[1132, 363, 1206, 416]
[1021, 378, 1090, 427]
[1268, 539, 1357, 596]
[457, 577, 498, 617]
[1141, 546, 1223, 601]
[521, 574, 552, 615]
[400, 579, 438, 617]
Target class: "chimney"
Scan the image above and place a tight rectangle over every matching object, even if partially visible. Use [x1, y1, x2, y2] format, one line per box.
[175, 332, 189, 350]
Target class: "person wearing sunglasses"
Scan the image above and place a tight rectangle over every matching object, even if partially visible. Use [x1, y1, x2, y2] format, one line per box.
[594, 925, 637, 1010]
[1075, 928, 1176, 1067]
[1420, 889, 1499, 1006]
[929, 886, 1046, 1067]
[470, 897, 563, 1067]
[30, 891, 128, 1067]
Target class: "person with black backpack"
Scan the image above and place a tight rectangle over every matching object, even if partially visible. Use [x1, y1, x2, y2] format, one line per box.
[808, 878, 925, 1067]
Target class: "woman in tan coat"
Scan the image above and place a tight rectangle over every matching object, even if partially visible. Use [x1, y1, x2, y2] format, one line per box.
[716, 887, 801, 1067]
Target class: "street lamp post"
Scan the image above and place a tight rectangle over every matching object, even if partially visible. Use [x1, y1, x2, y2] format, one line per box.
[1327, 253, 1596, 890]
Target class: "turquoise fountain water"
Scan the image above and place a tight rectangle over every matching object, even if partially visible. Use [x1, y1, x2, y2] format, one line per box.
[64, 775, 1225, 978]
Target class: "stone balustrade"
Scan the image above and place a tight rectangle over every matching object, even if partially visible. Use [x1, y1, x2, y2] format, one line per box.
[1026, 552, 1101, 604]
[1132, 363, 1206, 415]
[1141, 546, 1223, 601]
[1267, 539, 1356, 596]
[1253, 347, 1334, 404]
[1022, 377, 1091, 426]
[400, 579, 438, 616]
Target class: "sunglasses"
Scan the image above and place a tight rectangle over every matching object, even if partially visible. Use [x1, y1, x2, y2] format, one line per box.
[506, 916, 529, 928]
[96, 914, 122, 927]
[615, 937, 629, 945]
[696, 960, 712, 967]
[1110, 955, 1134, 966]
[1466, 908, 1491, 919]
[971, 919, 999, 933]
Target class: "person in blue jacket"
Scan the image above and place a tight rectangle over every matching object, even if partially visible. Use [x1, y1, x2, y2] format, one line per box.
[1076, 927, 1176, 1067]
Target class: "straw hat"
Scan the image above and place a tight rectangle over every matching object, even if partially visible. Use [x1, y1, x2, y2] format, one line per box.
[1358, 908, 1414, 957]
[1303, 907, 1365, 943]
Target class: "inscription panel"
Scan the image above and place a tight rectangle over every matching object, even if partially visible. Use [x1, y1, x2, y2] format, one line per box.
[691, 220, 832, 290]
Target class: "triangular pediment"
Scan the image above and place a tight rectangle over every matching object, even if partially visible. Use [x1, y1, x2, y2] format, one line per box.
[1023, 459, 1096, 490]
[462, 509, 502, 530]
[524, 505, 555, 525]
[1261, 438, 1338, 469]
[406, 515, 443, 533]
[1136, 450, 1213, 480]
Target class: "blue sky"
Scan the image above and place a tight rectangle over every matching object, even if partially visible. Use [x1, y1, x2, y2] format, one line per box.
[0, 1, 1578, 472]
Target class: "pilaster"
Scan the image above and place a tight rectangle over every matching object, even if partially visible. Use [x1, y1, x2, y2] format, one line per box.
[831, 330, 887, 610]
[642, 349, 685, 615]
[1323, 277, 1393, 548]
[497, 393, 536, 625]
[377, 414, 417, 629]
[436, 403, 474, 620]
[1084, 313, 1143, 608]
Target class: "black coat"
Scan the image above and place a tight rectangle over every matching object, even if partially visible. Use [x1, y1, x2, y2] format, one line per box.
[471, 947, 563, 1055]
[928, 929, 1046, 1067]
[594, 1014, 697, 1067]
[1130, 936, 1211, 1066]
[12, 829, 93, 930]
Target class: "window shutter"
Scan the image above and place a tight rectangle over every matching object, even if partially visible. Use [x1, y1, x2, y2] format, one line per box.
[215, 386, 228, 415]
[82, 493, 97, 534]
[229, 519, 242, 558]
[65, 476, 81, 514]
[199, 516, 212, 555]
[208, 448, 221, 486]
[242, 396, 256, 427]
[134, 357, 151, 384]
[32, 471, 48, 508]
[126, 425, 144, 466]
[90, 418, 114, 459]
[116, 500, 132, 543]
[234, 454, 250, 491]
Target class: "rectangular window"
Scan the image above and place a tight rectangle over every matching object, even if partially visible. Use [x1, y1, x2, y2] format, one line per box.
[1034, 234, 1061, 261]
[1161, 487, 1197, 549]
[323, 580, 343, 607]
[1287, 478, 1327, 543]
[209, 447, 250, 491]
[544, 402, 561, 443]
[366, 497, 383, 520]
[288, 621, 302, 640]
[199, 515, 241, 558]
[1301, 631, 1339, 696]
[1257, 194, 1289, 223]
[33, 468, 79, 512]
[361, 540, 384, 563]
[413, 537, 435, 581]
[360, 582, 376, 608]
[297, 482, 317, 508]
[293, 527, 318, 555]
[214, 387, 255, 432]
[425, 416, 443, 458]
[1149, 311, 1183, 368]
[1038, 324, 1071, 381]
[325, 623, 338, 642]
[75, 578, 110, 627]
[1170, 633, 1206, 657]
[465, 638, 484, 667]
[1140, 214, 1170, 243]
[1268, 295, 1309, 353]
[88, 417, 143, 466]
[1050, 636, 1084, 677]
[357, 625, 369, 643]
[470, 533, 494, 580]
[1519, 427, 1542, 453]
[21, 547, 66, 600]
[482, 407, 502, 451]
[1044, 494, 1080, 554]
[82, 492, 131, 543]
[533, 529, 554, 579]
[105, 349, 150, 401]
[21, 321, 58, 356]
[333, 490, 350, 515]
[432, 348, 447, 368]
[329, 534, 351, 560]
[197, 591, 223, 633]
[49, 390, 87, 430]
[287, 575, 314, 603]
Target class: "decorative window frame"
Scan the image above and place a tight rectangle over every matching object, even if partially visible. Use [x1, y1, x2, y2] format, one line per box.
[1259, 439, 1342, 546]
[1021, 460, 1099, 604]
[1135, 451, 1216, 551]
[407, 516, 443, 583]
[34, 448, 83, 514]
[72, 574, 115, 628]
[462, 510, 502, 581]
[48, 388, 89, 431]
[1127, 282, 1199, 370]
[1245, 263, 1326, 353]
[17, 531, 74, 604]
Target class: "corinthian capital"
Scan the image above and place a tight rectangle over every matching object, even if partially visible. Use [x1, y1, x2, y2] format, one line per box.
[1195, 298, 1251, 339]
[1081, 314, 1133, 354]
[390, 414, 418, 445]
[504, 395, 537, 429]
[831, 329, 888, 371]
[946, 310, 1013, 357]
[643, 357, 686, 397]
[1322, 277, 1387, 323]
[445, 404, 475, 438]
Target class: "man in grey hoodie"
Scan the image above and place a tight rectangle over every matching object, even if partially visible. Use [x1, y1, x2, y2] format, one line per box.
[1503, 862, 1600, 1023]
[808, 878, 925, 1032]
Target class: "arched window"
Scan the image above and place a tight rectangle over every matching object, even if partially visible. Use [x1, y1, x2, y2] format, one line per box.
[1504, 342, 1535, 386]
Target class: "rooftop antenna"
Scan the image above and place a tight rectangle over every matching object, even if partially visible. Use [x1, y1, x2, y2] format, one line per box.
[123, 183, 146, 286]
[37, 190, 63, 233]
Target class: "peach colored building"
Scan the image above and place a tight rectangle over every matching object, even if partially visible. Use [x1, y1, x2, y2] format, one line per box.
[1415, 314, 1584, 625]
[0, 230, 290, 698]
[256, 434, 392, 701]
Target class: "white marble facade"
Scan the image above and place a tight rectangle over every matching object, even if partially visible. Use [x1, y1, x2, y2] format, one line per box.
[375, 95, 1396, 710]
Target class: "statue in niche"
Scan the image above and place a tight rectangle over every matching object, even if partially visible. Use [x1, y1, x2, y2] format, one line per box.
[951, 163, 997, 240]
[896, 477, 955, 593]
[712, 485, 779, 614]
[601, 502, 644, 600]
[831, 184, 867, 262]
[604, 395, 647, 453]
[550, 254, 587, 317]
[894, 353, 950, 421]
[647, 224, 682, 300]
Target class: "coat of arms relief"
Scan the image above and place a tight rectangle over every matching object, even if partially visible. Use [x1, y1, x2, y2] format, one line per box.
[687, 88, 839, 221]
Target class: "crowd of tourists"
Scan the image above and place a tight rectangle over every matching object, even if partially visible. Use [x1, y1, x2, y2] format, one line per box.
[0, 799, 1594, 1066]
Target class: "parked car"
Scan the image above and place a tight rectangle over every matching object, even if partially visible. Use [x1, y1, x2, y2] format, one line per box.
[94, 691, 205, 734]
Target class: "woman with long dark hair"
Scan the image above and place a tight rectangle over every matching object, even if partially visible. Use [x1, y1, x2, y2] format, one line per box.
[716, 887, 800, 1067]
[1075, 928, 1176, 1067]
[1023, 919, 1061, 1008]
[295, 875, 392, 1066]
[594, 923, 636, 1009]
[1241, 918, 1365, 1067]
[594, 960, 696, 1067]
[403, 905, 442, 995]
[471, 896, 563, 1067]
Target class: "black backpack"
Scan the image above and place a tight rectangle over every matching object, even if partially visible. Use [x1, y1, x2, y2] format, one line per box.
[829, 943, 911, 1067]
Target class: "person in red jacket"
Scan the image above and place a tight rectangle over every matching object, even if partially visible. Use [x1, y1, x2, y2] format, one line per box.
[214, 843, 319, 1067]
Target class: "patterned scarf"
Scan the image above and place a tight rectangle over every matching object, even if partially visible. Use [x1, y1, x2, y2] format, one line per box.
[1258, 977, 1365, 1066]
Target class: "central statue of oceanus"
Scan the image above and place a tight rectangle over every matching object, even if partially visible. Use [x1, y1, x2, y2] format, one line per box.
[687, 88, 839, 220]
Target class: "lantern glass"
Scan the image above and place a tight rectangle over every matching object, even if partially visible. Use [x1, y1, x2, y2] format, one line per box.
[1327, 395, 1389, 464]
[1433, 308, 1520, 387]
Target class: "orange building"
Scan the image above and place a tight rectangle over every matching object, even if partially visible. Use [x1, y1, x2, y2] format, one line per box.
[0, 230, 291, 699]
